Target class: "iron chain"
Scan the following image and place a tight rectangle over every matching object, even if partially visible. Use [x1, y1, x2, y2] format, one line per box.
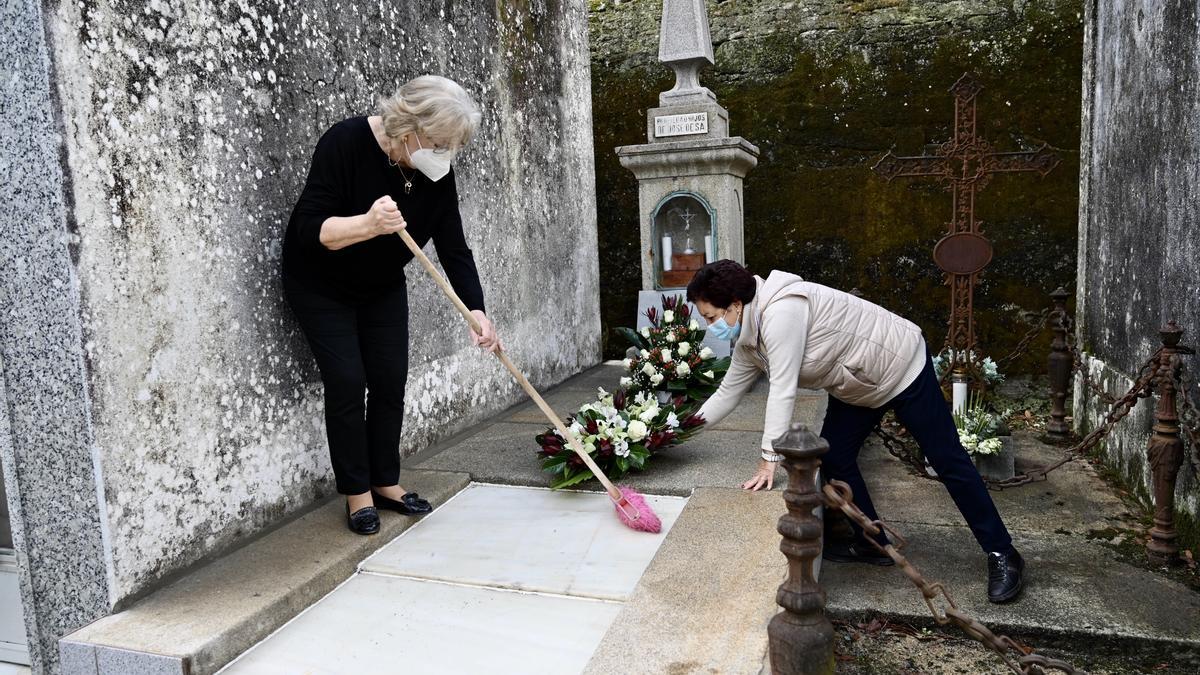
[1171, 356, 1200, 474]
[988, 349, 1161, 489]
[821, 480, 1085, 675]
[999, 307, 1053, 368]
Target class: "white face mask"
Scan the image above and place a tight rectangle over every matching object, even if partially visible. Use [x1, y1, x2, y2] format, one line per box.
[406, 135, 455, 182]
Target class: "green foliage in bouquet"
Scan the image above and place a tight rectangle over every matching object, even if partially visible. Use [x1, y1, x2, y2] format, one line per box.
[952, 392, 1011, 457]
[535, 388, 705, 489]
[616, 294, 732, 402]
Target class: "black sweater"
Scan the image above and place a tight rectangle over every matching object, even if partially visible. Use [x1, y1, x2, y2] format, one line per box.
[282, 116, 486, 311]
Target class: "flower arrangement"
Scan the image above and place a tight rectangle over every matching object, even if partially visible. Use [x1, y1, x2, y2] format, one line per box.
[952, 396, 1011, 457]
[534, 295, 728, 489]
[536, 388, 705, 489]
[616, 295, 731, 401]
[933, 348, 1004, 386]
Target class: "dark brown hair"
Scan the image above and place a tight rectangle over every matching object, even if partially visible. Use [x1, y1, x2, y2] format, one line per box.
[686, 259, 756, 309]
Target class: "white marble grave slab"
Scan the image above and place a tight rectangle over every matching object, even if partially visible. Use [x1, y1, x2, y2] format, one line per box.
[361, 484, 687, 601]
[221, 574, 620, 675]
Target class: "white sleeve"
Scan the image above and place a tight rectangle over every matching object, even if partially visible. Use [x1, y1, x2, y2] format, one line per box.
[696, 343, 760, 428]
[759, 296, 810, 453]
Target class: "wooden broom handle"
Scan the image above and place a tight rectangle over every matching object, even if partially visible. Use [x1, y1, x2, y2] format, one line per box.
[396, 229, 623, 501]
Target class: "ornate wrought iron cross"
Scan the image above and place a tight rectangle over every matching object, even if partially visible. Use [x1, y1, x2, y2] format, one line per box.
[873, 73, 1059, 372]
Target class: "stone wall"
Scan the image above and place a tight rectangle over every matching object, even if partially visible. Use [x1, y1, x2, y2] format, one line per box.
[0, 0, 597, 671]
[1075, 0, 1199, 544]
[590, 0, 1084, 370]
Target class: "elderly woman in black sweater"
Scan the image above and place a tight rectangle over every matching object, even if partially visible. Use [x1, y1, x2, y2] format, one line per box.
[283, 75, 498, 534]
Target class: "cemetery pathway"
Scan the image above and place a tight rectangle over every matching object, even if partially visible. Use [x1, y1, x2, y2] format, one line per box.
[223, 363, 1199, 673]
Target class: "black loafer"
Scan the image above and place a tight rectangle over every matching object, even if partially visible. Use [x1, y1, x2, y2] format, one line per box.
[371, 490, 433, 515]
[987, 550, 1025, 603]
[822, 538, 895, 567]
[346, 505, 380, 535]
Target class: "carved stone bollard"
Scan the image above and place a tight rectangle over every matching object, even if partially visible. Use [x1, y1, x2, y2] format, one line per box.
[1046, 286, 1072, 438]
[769, 424, 835, 675]
[1146, 321, 1192, 565]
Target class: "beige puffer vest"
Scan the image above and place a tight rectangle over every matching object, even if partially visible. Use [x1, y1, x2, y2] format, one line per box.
[738, 271, 925, 407]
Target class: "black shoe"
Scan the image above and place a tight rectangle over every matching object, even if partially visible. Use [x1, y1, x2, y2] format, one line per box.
[346, 504, 380, 535]
[371, 489, 433, 515]
[987, 550, 1025, 603]
[822, 538, 895, 567]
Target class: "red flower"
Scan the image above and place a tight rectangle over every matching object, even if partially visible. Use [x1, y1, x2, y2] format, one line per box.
[586, 419, 600, 435]
[645, 307, 658, 326]
[598, 439, 614, 458]
[683, 413, 705, 429]
[680, 304, 691, 319]
[569, 454, 585, 467]
[613, 389, 627, 410]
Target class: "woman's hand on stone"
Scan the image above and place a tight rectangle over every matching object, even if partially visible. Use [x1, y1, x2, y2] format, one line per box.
[741, 458, 778, 491]
[470, 310, 501, 353]
[368, 195, 406, 236]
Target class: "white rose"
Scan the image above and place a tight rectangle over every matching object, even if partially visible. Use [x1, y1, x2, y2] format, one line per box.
[689, 320, 699, 330]
[641, 362, 656, 376]
[661, 349, 673, 363]
[704, 370, 715, 379]
[626, 420, 649, 442]
[622, 358, 633, 370]
[665, 331, 677, 343]
[640, 327, 650, 338]
[619, 377, 632, 387]
[676, 362, 691, 377]
[663, 310, 675, 323]
[640, 349, 650, 359]
[650, 373, 664, 386]
[678, 342, 691, 356]
[699, 347, 715, 360]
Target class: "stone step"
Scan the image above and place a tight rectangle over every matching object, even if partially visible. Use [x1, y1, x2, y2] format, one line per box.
[584, 483, 1200, 674]
[58, 470, 470, 675]
[583, 487, 786, 674]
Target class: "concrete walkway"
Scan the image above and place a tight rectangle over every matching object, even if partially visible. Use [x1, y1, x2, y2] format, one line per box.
[414, 364, 1200, 671]
[218, 363, 1199, 673]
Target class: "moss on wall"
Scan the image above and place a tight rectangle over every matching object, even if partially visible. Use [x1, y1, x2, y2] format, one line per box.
[591, 0, 1083, 372]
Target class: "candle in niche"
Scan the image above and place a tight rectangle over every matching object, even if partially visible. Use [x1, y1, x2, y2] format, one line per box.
[704, 235, 714, 263]
[661, 235, 673, 272]
[951, 373, 968, 415]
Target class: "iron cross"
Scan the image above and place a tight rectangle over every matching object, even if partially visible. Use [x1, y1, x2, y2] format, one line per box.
[872, 73, 1060, 373]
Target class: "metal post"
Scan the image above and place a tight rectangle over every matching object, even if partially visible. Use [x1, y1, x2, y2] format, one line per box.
[769, 424, 835, 675]
[1146, 321, 1189, 565]
[1046, 287, 1072, 438]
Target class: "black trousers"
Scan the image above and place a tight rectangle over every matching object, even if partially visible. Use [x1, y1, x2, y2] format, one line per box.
[819, 350, 1015, 555]
[285, 279, 409, 495]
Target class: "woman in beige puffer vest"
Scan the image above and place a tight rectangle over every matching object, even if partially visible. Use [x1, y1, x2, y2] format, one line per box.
[689, 260, 1024, 604]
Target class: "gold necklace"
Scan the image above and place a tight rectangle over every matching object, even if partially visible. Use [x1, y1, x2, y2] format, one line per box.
[386, 139, 415, 194]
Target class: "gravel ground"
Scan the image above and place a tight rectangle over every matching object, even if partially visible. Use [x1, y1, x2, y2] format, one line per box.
[832, 618, 1191, 674]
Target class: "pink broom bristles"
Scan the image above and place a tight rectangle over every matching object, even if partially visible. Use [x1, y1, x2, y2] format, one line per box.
[614, 485, 662, 533]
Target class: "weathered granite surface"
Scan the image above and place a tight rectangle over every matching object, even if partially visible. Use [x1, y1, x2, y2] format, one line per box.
[1075, 0, 1200, 545]
[3, 0, 598, 671]
[0, 1, 112, 672]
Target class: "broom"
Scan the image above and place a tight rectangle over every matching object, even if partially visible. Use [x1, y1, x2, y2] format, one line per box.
[397, 229, 662, 534]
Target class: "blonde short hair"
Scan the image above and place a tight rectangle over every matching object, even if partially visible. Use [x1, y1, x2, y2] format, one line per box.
[378, 75, 482, 149]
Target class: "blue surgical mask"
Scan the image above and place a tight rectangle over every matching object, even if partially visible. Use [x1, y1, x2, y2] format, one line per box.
[707, 309, 741, 341]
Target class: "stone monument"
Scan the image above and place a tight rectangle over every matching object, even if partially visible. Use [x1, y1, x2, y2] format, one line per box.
[617, 0, 759, 355]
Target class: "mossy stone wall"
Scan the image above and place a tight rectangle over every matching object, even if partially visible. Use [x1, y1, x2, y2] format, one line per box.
[591, 0, 1084, 373]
